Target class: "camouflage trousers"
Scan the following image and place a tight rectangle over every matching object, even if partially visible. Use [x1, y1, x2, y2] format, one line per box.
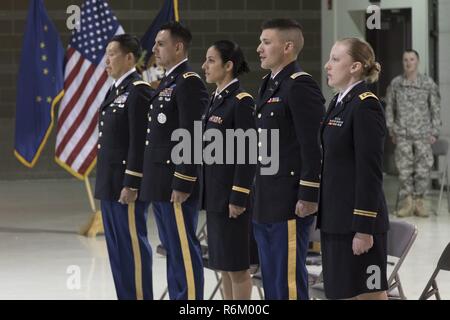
[395, 137, 434, 200]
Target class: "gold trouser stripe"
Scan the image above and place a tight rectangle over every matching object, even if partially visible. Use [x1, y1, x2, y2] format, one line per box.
[299, 180, 320, 188]
[232, 186, 250, 194]
[173, 202, 196, 300]
[174, 172, 197, 182]
[125, 170, 143, 178]
[287, 219, 297, 300]
[127, 203, 143, 300]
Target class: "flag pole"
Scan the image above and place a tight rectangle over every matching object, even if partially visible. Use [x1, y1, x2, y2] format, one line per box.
[84, 176, 96, 212]
[79, 175, 104, 237]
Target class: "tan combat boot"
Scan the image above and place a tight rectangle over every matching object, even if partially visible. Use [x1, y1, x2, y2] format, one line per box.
[397, 195, 413, 217]
[414, 197, 429, 217]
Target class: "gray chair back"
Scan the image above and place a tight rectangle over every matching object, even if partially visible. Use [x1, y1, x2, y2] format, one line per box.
[431, 139, 449, 156]
[419, 242, 450, 300]
[387, 220, 417, 258]
[437, 242, 450, 271]
[309, 217, 321, 243]
[387, 220, 418, 299]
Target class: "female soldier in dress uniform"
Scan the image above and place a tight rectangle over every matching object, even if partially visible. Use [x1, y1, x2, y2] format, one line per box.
[201, 40, 256, 300]
[319, 38, 390, 300]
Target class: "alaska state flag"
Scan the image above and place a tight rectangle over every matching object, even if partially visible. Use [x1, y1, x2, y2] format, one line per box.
[14, 0, 64, 168]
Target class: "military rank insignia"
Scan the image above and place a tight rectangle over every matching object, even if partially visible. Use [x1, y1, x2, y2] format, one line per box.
[328, 117, 344, 127]
[267, 97, 281, 103]
[359, 92, 378, 101]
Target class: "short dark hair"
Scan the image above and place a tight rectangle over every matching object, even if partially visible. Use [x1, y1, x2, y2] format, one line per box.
[160, 21, 192, 51]
[109, 34, 142, 61]
[212, 40, 250, 78]
[260, 19, 305, 55]
[261, 18, 303, 32]
[404, 49, 420, 60]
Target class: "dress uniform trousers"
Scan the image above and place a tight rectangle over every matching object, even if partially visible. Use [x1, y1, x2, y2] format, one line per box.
[101, 200, 153, 300]
[152, 198, 204, 300]
[253, 61, 324, 300]
[139, 61, 208, 300]
[253, 215, 314, 300]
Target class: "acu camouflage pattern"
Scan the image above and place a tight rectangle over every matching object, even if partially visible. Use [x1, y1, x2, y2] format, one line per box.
[395, 137, 434, 199]
[386, 73, 441, 200]
[385, 73, 441, 138]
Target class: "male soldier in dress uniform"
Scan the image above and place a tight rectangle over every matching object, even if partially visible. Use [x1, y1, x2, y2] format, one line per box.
[386, 50, 441, 217]
[94, 34, 154, 299]
[253, 19, 325, 300]
[139, 22, 209, 300]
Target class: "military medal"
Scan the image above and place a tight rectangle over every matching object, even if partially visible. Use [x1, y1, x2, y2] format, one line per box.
[114, 92, 129, 104]
[328, 117, 344, 127]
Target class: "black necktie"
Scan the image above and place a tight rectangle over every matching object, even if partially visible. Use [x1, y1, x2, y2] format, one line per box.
[267, 78, 276, 93]
[262, 78, 276, 101]
[203, 94, 215, 120]
[104, 84, 115, 101]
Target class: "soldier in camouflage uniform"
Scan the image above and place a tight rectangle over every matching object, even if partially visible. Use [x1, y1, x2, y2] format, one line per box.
[386, 50, 441, 217]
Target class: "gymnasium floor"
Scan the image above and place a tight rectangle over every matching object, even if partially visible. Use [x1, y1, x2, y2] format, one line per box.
[0, 175, 448, 300]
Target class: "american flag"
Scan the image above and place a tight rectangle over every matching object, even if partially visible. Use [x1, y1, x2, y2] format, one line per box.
[55, 0, 123, 179]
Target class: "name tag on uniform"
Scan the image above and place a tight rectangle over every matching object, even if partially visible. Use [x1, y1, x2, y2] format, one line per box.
[267, 97, 281, 103]
[113, 92, 129, 104]
[328, 117, 344, 127]
[208, 115, 223, 124]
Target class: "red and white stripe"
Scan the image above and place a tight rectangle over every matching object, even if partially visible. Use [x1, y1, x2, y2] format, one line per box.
[55, 27, 123, 179]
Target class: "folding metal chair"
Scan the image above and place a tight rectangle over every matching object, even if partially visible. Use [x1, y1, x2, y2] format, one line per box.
[430, 139, 450, 215]
[419, 242, 450, 300]
[307, 225, 322, 285]
[386, 220, 418, 299]
[157, 218, 223, 300]
[250, 265, 264, 299]
[309, 220, 418, 300]
[252, 218, 322, 300]
[394, 139, 449, 215]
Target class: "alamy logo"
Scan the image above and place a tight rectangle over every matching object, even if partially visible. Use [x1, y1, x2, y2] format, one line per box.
[170, 121, 280, 176]
[366, 265, 381, 290]
[66, 5, 81, 32]
[366, 5, 381, 30]
[66, 265, 81, 290]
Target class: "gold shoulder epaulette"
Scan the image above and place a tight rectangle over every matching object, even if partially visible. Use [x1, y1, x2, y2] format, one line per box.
[359, 92, 379, 101]
[133, 80, 151, 87]
[236, 92, 253, 100]
[291, 71, 311, 79]
[183, 72, 201, 79]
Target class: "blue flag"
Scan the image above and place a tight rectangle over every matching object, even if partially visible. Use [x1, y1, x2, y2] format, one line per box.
[14, 0, 64, 168]
[140, 0, 179, 83]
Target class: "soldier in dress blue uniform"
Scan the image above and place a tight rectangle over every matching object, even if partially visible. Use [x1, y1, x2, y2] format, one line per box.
[139, 22, 209, 300]
[94, 34, 154, 300]
[253, 19, 326, 300]
[201, 40, 256, 300]
[319, 38, 390, 300]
